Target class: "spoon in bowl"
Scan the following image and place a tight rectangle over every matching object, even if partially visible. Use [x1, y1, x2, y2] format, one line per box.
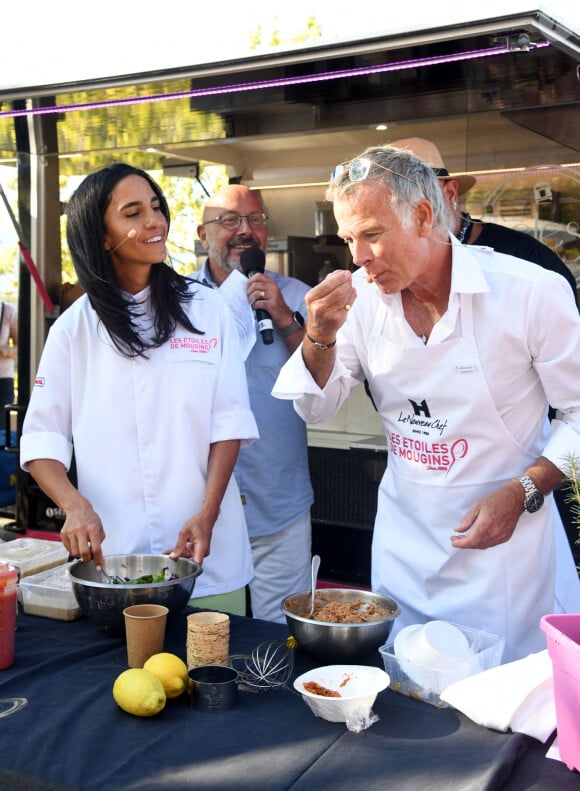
[90, 547, 114, 584]
[308, 555, 321, 617]
[95, 563, 114, 584]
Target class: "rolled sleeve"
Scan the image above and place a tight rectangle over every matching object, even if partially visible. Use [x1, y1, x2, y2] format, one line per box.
[210, 406, 259, 448]
[20, 431, 73, 471]
[20, 318, 74, 472]
[530, 275, 580, 471]
[210, 296, 259, 447]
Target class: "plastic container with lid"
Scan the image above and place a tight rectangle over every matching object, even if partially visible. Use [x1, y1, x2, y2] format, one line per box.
[0, 562, 18, 669]
[0, 537, 68, 577]
[18, 561, 83, 621]
[379, 622, 505, 708]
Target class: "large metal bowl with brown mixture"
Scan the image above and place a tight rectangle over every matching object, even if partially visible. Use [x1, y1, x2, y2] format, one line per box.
[281, 588, 400, 663]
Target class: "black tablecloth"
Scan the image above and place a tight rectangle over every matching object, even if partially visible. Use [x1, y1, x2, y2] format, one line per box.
[0, 610, 576, 791]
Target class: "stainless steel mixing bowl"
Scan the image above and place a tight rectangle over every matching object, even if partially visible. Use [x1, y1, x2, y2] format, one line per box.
[282, 588, 400, 663]
[69, 554, 202, 636]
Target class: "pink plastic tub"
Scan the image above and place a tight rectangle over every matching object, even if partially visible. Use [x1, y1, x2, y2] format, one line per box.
[540, 613, 580, 772]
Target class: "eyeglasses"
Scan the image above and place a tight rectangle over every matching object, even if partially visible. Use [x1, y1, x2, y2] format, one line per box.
[202, 212, 268, 230]
[330, 157, 416, 185]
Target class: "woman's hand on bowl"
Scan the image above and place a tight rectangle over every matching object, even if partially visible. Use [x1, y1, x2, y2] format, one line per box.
[167, 512, 214, 565]
[60, 501, 106, 568]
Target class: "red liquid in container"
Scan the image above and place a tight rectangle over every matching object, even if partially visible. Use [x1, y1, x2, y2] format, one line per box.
[0, 563, 18, 670]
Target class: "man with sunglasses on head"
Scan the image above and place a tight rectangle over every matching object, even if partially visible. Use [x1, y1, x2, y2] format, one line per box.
[272, 146, 580, 663]
[390, 137, 579, 570]
[195, 185, 313, 623]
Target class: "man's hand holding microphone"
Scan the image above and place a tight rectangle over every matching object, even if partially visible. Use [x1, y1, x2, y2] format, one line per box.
[240, 247, 305, 350]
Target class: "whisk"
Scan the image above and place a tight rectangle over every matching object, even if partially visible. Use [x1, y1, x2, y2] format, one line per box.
[230, 639, 294, 692]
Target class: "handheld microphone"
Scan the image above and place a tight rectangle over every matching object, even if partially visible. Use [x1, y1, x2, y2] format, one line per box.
[239, 247, 273, 345]
[110, 228, 136, 254]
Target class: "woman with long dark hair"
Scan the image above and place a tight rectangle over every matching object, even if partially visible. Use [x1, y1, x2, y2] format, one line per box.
[20, 163, 257, 612]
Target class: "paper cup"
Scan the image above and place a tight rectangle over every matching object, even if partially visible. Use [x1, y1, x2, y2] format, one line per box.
[187, 611, 230, 670]
[123, 604, 169, 668]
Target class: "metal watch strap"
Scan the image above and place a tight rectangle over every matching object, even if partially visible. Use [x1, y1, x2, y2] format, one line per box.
[516, 474, 535, 499]
[514, 474, 544, 513]
[280, 311, 304, 338]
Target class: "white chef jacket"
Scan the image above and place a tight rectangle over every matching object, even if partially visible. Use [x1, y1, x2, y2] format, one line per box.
[20, 283, 258, 598]
[272, 240, 580, 662]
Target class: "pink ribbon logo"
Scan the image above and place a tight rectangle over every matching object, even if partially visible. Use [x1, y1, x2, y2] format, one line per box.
[447, 438, 469, 474]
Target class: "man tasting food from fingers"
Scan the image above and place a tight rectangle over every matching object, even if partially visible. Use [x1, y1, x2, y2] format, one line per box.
[272, 145, 580, 663]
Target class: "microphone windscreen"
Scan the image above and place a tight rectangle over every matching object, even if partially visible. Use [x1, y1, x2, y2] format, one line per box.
[239, 247, 265, 276]
[127, 229, 137, 239]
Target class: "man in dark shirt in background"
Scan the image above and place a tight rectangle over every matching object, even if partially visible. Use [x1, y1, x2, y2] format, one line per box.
[390, 137, 577, 304]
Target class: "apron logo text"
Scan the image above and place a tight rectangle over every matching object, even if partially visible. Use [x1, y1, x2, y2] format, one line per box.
[408, 398, 430, 417]
[397, 403, 448, 436]
[389, 432, 469, 473]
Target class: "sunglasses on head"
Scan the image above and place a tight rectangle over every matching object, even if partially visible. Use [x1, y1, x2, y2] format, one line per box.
[330, 157, 417, 186]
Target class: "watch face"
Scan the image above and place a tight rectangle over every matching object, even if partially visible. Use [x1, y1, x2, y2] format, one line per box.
[526, 491, 544, 513]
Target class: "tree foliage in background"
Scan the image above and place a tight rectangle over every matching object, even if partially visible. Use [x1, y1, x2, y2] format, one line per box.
[0, 165, 19, 301]
[2, 163, 229, 299]
[250, 15, 321, 49]
[58, 164, 229, 287]
[1, 14, 322, 297]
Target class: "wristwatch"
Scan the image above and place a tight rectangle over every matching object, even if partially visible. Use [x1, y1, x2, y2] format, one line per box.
[279, 311, 305, 338]
[515, 474, 545, 513]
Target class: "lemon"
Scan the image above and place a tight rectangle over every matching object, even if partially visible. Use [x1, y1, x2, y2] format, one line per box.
[143, 652, 192, 699]
[113, 668, 166, 717]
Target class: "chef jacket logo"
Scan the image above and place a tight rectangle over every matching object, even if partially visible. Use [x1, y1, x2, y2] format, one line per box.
[169, 336, 218, 353]
[34, 377, 45, 387]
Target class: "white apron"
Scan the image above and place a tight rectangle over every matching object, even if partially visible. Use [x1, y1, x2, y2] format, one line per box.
[367, 293, 576, 663]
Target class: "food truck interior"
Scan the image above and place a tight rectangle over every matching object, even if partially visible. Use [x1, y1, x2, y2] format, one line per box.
[0, 7, 578, 582]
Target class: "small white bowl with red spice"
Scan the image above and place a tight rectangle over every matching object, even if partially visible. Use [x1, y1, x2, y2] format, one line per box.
[293, 664, 390, 724]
